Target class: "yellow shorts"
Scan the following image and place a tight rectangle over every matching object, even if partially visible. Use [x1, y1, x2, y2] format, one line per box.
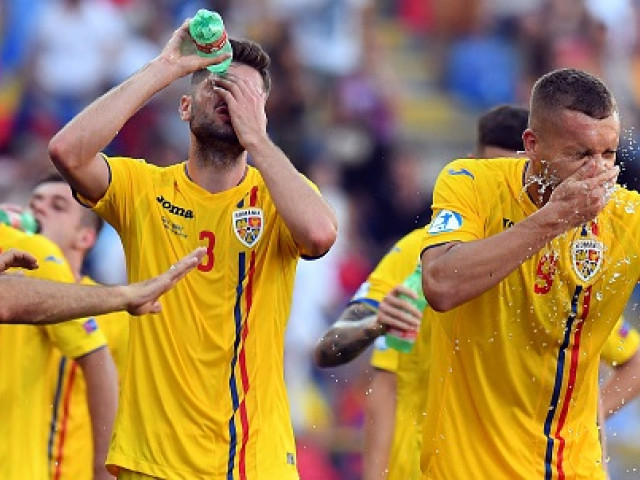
[117, 469, 162, 480]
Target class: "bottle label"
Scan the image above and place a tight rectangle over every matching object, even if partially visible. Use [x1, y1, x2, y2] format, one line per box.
[388, 328, 417, 341]
[195, 30, 228, 54]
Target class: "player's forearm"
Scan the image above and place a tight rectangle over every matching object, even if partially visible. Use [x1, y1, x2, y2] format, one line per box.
[363, 370, 397, 480]
[601, 352, 640, 418]
[49, 58, 175, 171]
[248, 137, 337, 257]
[0, 277, 128, 324]
[77, 348, 118, 480]
[423, 206, 568, 311]
[314, 303, 383, 368]
[597, 391, 610, 479]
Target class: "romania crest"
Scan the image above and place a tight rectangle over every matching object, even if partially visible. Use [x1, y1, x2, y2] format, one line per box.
[570, 238, 603, 284]
[233, 208, 263, 248]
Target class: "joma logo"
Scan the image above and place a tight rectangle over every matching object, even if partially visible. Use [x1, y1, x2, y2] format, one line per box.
[156, 195, 194, 219]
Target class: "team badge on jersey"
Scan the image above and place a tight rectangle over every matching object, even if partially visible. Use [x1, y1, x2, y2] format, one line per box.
[233, 208, 263, 248]
[428, 210, 463, 234]
[83, 318, 98, 334]
[570, 238, 603, 283]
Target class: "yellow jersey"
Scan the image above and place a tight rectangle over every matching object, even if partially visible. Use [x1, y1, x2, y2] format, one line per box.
[355, 229, 429, 480]
[600, 318, 639, 367]
[48, 276, 130, 480]
[0, 225, 107, 480]
[88, 157, 303, 479]
[421, 157, 640, 479]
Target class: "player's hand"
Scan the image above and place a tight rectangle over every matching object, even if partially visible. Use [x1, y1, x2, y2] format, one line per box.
[158, 19, 231, 78]
[0, 248, 39, 273]
[123, 247, 206, 315]
[546, 159, 619, 230]
[376, 285, 423, 333]
[212, 73, 268, 149]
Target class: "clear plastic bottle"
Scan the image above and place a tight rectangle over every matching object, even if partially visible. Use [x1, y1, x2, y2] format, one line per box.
[385, 263, 428, 353]
[0, 209, 39, 234]
[188, 9, 233, 74]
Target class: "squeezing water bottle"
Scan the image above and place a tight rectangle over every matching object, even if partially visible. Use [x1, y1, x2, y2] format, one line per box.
[189, 9, 233, 74]
[385, 263, 428, 353]
[0, 209, 39, 234]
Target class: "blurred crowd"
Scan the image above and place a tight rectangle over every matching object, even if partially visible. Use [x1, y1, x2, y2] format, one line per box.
[3, 0, 640, 478]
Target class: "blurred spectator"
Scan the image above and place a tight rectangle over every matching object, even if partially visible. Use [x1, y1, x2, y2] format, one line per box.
[21, 0, 127, 138]
[263, 26, 314, 171]
[365, 142, 432, 260]
[267, 0, 374, 78]
[518, 0, 605, 94]
[443, 11, 521, 111]
[330, 45, 398, 194]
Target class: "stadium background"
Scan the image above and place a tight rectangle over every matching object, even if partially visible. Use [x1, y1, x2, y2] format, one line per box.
[2, 0, 640, 477]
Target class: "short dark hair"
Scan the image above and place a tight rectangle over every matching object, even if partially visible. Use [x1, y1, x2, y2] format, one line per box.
[34, 172, 103, 234]
[530, 68, 616, 128]
[477, 105, 529, 152]
[191, 38, 271, 94]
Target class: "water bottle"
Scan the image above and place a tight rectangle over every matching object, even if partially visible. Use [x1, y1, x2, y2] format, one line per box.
[0, 209, 39, 234]
[189, 9, 233, 74]
[385, 263, 428, 353]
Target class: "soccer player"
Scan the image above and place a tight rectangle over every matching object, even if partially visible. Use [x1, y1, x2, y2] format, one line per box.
[0, 222, 200, 480]
[27, 172, 127, 480]
[48, 19, 337, 480]
[420, 68, 631, 478]
[601, 322, 640, 418]
[315, 228, 426, 480]
[475, 104, 529, 158]
[316, 102, 640, 480]
[0, 246, 205, 324]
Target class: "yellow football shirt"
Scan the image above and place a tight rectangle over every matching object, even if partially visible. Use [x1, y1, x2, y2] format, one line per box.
[87, 156, 303, 479]
[48, 276, 129, 480]
[0, 225, 107, 480]
[421, 158, 640, 480]
[600, 318, 640, 367]
[355, 229, 429, 480]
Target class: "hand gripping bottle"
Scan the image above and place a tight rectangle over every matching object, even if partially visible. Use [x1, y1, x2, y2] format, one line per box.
[189, 9, 233, 74]
[0, 209, 39, 234]
[385, 263, 428, 353]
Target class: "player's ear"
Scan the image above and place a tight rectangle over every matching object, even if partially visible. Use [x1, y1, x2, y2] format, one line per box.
[522, 129, 537, 156]
[179, 95, 192, 122]
[75, 225, 97, 251]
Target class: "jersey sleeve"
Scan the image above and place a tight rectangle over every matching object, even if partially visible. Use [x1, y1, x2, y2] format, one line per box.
[350, 229, 426, 309]
[16, 234, 108, 359]
[422, 159, 486, 251]
[600, 318, 640, 366]
[45, 318, 107, 359]
[77, 155, 149, 233]
[348, 230, 425, 373]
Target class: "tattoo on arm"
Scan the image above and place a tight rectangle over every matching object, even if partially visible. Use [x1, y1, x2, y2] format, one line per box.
[314, 302, 385, 368]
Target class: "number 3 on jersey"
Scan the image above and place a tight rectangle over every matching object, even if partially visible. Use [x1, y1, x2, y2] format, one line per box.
[198, 230, 215, 272]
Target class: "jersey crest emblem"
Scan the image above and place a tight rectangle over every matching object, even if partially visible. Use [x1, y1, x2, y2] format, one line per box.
[233, 208, 263, 248]
[570, 238, 603, 283]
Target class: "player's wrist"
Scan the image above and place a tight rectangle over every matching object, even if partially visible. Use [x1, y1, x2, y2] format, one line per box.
[527, 205, 570, 240]
[369, 317, 388, 338]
